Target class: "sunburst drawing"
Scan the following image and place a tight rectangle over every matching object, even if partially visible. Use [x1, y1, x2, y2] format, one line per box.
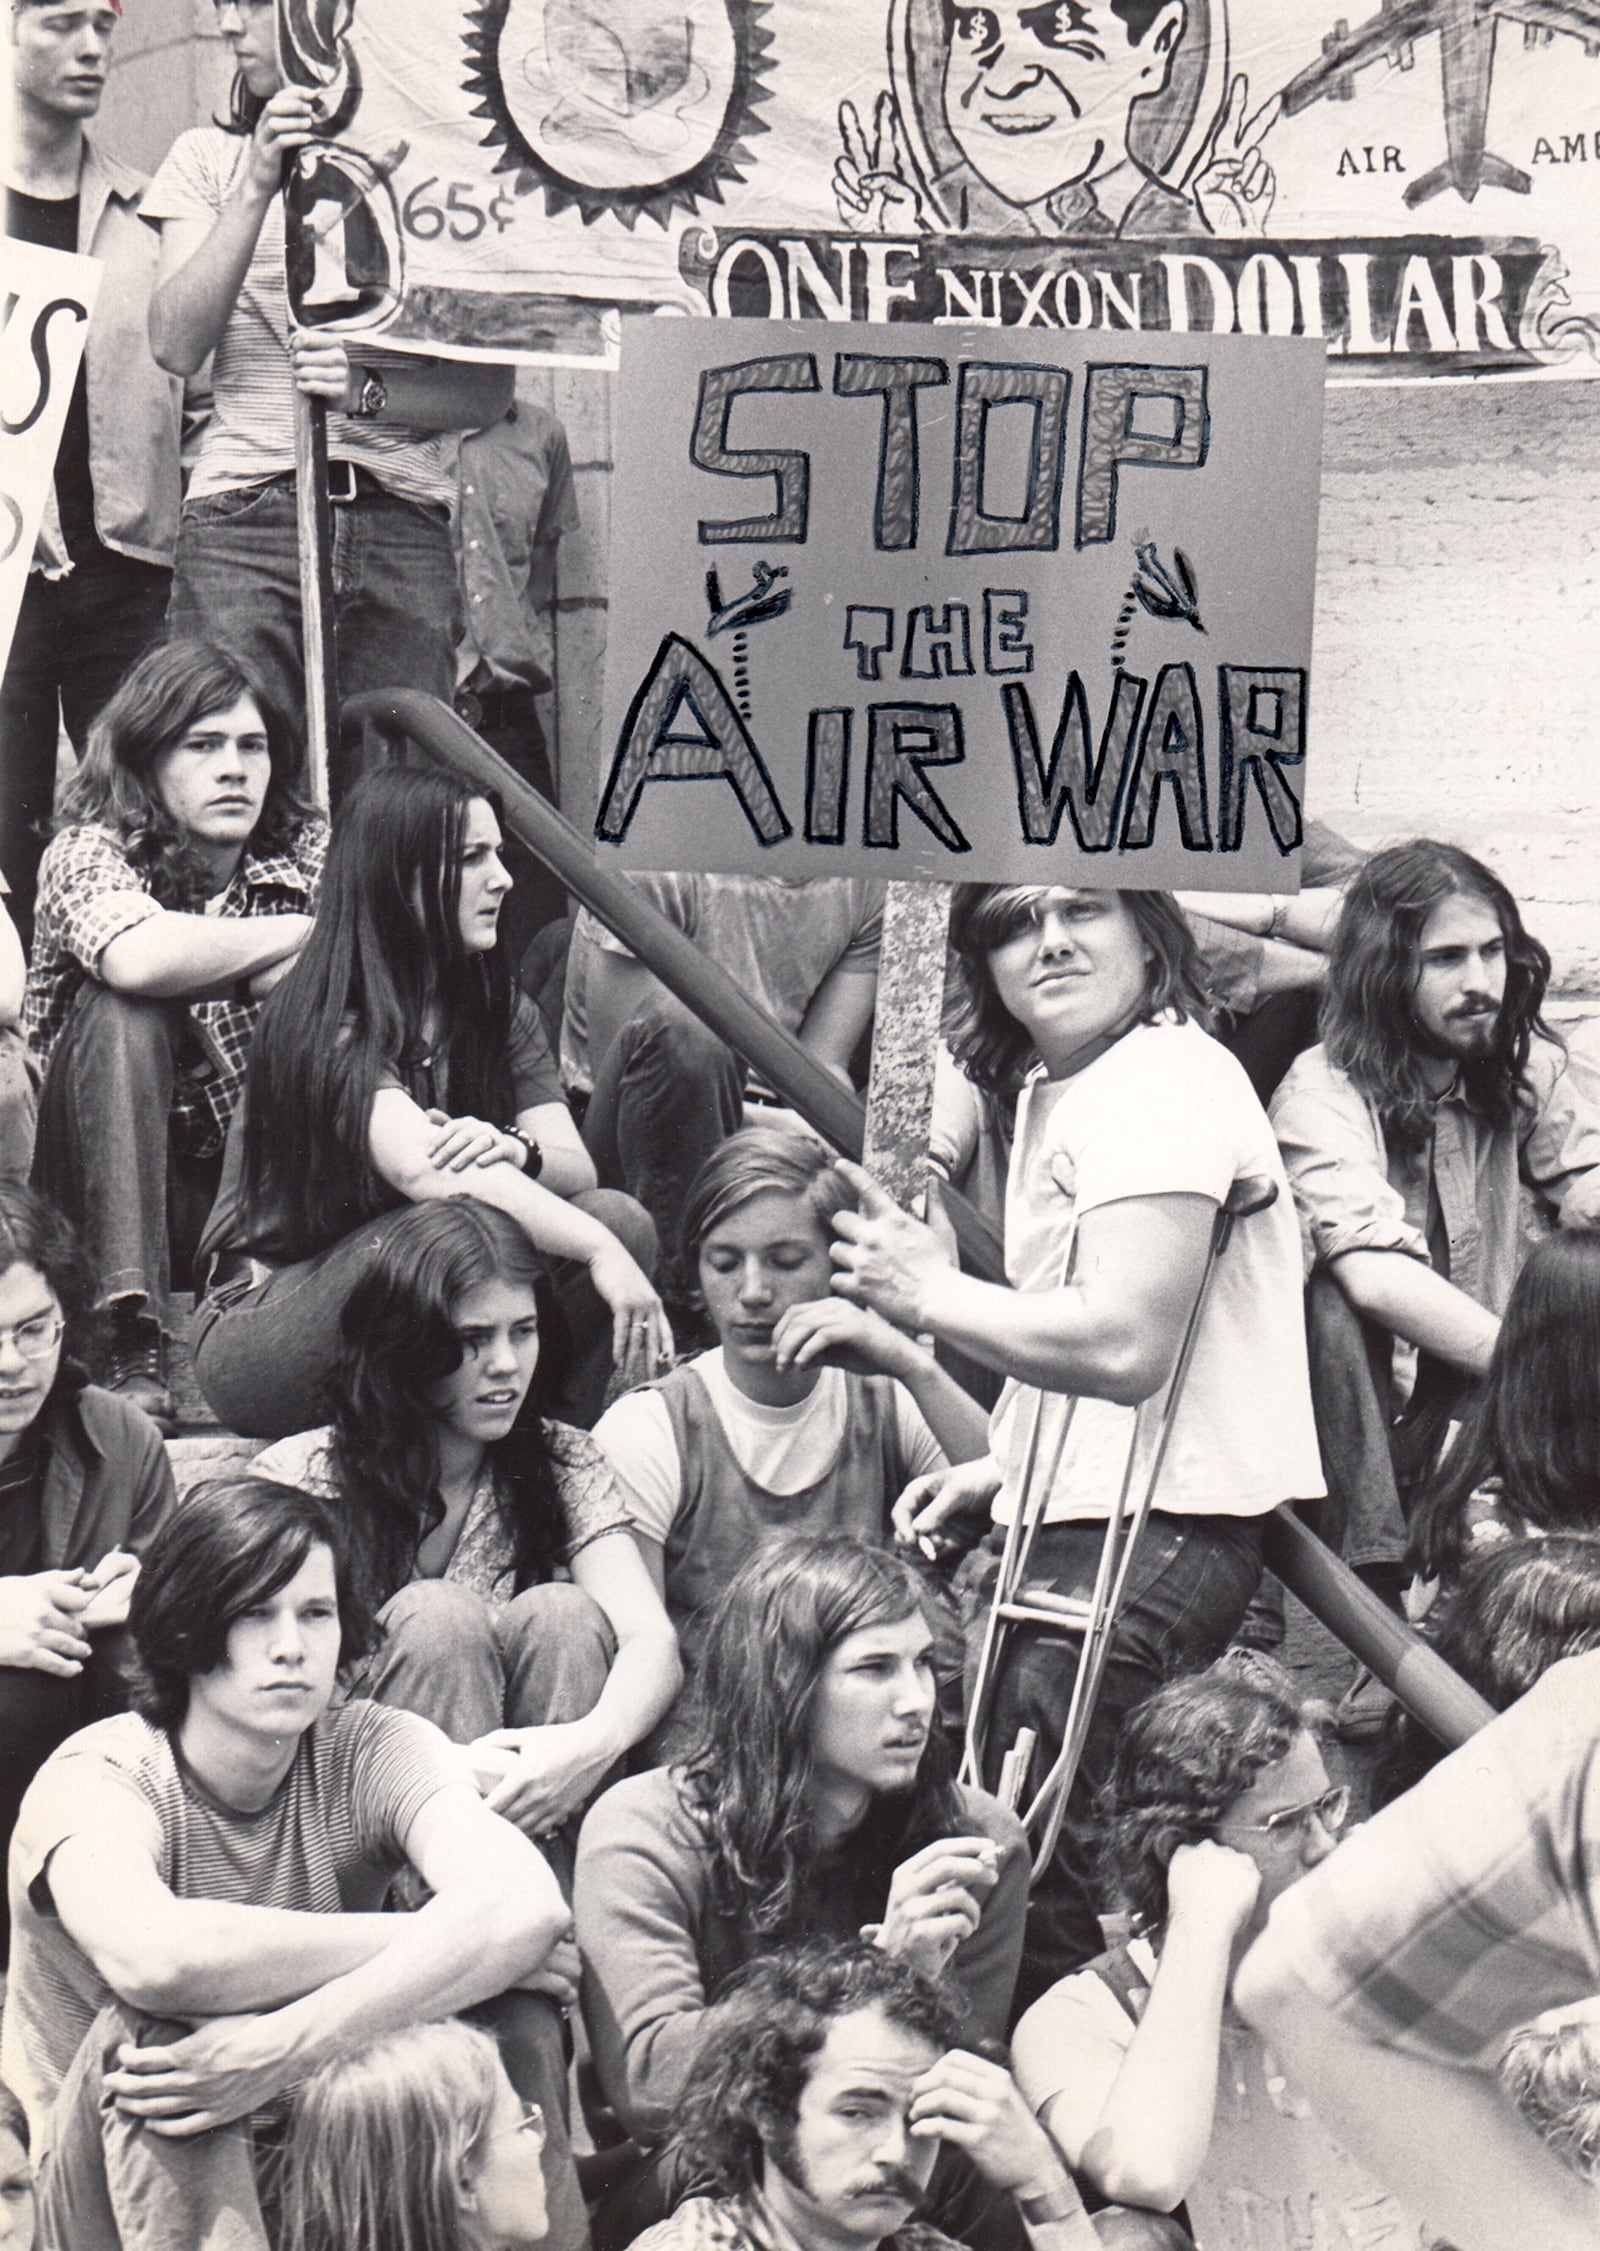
[462, 0, 774, 229]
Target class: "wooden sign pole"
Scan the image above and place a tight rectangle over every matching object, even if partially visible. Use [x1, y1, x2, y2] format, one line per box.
[861, 880, 953, 1212]
[293, 387, 339, 810]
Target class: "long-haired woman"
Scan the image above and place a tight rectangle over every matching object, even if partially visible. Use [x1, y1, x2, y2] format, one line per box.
[1408, 1231, 1600, 1597]
[1013, 1655, 1431, 2250]
[820, 884, 1322, 2009]
[141, 0, 511, 739]
[575, 1533, 1027, 2245]
[252, 1197, 678, 1841]
[193, 764, 668, 1438]
[276, 2018, 547, 2251]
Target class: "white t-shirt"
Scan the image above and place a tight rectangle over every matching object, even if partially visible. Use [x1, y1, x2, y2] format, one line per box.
[1013, 1941, 1434, 2251]
[594, 1349, 945, 1545]
[989, 1019, 1324, 1525]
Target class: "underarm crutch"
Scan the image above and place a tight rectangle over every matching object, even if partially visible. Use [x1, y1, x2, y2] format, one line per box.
[961, 1177, 1279, 1884]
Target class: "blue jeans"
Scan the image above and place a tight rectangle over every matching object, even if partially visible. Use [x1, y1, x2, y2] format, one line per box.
[963, 1512, 1265, 2013]
[167, 472, 460, 755]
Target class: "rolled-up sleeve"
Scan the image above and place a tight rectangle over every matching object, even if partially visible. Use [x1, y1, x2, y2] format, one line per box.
[1521, 1033, 1600, 1229]
[39, 827, 162, 977]
[1270, 1051, 1429, 1272]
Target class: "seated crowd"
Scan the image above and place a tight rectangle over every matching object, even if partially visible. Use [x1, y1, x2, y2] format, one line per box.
[3, 651, 1600, 2251]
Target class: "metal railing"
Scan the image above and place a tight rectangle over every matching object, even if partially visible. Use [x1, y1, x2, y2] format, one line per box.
[344, 688, 1496, 1760]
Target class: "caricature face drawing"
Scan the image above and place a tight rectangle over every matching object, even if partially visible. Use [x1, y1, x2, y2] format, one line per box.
[940, 0, 1186, 205]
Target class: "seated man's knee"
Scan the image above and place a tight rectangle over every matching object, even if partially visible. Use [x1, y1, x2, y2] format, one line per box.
[571, 1187, 657, 1274]
[620, 993, 734, 1077]
[1092, 2208, 1195, 2250]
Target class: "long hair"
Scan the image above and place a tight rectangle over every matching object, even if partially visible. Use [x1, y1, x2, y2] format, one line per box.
[0, 1179, 93, 1398]
[945, 884, 1210, 1093]
[55, 641, 313, 906]
[1320, 840, 1551, 1147]
[241, 765, 514, 1254]
[1413, 1233, 1600, 1584]
[329, 1200, 567, 1613]
[680, 1126, 854, 1271]
[1411, 1232, 1600, 1585]
[1103, 1652, 1307, 1932]
[1372, 1536, 1600, 1809]
[675, 1536, 960, 1940]
[276, 2019, 502, 2251]
[129, 1477, 378, 1733]
[678, 1942, 965, 2199]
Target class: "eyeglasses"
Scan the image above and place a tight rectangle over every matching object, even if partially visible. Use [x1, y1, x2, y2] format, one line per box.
[493, 2101, 545, 2151]
[0, 1312, 64, 1363]
[1228, 1783, 1350, 1844]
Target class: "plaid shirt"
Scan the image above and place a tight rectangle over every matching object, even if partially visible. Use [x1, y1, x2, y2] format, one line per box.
[630, 2194, 965, 2251]
[1262, 1650, 1600, 2069]
[25, 818, 326, 1156]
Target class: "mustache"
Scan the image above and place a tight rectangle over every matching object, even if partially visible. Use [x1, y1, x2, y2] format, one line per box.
[849, 2170, 926, 2204]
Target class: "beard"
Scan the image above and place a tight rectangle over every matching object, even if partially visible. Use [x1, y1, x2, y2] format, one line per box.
[1418, 1006, 1503, 1062]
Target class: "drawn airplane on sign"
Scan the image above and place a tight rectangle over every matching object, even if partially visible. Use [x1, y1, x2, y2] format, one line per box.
[1283, 0, 1600, 208]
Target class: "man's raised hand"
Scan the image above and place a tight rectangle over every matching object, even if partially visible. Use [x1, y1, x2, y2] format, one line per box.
[830, 1158, 949, 1333]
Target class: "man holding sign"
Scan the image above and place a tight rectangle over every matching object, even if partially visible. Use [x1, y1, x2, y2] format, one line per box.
[3, 0, 182, 945]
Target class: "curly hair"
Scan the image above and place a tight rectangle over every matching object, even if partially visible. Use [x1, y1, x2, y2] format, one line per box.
[277, 2019, 504, 2251]
[945, 884, 1210, 1094]
[129, 1478, 379, 1733]
[240, 765, 516, 1260]
[328, 1199, 569, 1615]
[1410, 1232, 1600, 1586]
[0, 1178, 94, 1397]
[1500, 2013, 1600, 2185]
[1103, 1652, 1307, 1931]
[55, 641, 315, 908]
[1320, 840, 1552, 1148]
[1372, 1536, 1600, 1809]
[678, 1942, 965, 2199]
[675, 1536, 961, 1941]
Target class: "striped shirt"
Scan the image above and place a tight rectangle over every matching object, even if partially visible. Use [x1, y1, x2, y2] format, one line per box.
[141, 127, 458, 513]
[2, 1702, 466, 2147]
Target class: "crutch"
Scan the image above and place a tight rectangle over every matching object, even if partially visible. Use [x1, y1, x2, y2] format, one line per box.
[964, 1177, 1279, 1883]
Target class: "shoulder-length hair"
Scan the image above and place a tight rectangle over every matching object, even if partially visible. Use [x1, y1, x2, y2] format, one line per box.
[55, 641, 313, 907]
[680, 1126, 854, 1269]
[276, 2019, 503, 2251]
[328, 1199, 567, 1613]
[675, 1535, 961, 1941]
[1411, 1231, 1600, 1585]
[679, 1942, 965, 2199]
[0, 1179, 93, 1400]
[1103, 1652, 1307, 1932]
[1321, 839, 1551, 1147]
[945, 884, 1210, 1094]
[129, 1477, 378, 1733]
[1372, 1534, 1600, 1810]
[241, 764, 514, 1254]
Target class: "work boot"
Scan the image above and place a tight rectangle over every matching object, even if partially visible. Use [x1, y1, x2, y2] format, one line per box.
[101, 1302, 175, 1432]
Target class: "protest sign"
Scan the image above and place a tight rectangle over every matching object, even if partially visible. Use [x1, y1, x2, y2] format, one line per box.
[281, 0, 1600, 379]
[0, 240, 101, 682]
[596, 318, 1324, 892]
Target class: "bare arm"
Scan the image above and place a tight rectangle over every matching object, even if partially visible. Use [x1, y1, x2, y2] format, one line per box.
[0, 901, 24, 1029]
[832, 1162, 1218, 1408]
[1233, 1946, 1598, 2251]
[98, 911, 313, 1001]
[770, 1298, 989, 1465]
[1174, 888, 1344, 951]
[797, 957, 878, 1081]
[1329, 1248, 1499, 1377]
[516, 1096, 598, 1201]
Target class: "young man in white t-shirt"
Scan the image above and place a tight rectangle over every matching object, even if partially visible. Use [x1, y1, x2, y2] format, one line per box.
[830, 884, 1324, 2010]
[594, 1127, 987, 1670]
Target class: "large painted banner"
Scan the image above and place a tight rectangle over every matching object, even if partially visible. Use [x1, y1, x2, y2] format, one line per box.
[281, 0, 1600, 376]
[595, 320, 1324, 891]
[0, 241, 100, 682]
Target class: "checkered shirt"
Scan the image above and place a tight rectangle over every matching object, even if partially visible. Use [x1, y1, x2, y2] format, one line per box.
[25, 818, 327, 1157]
[1261, 1650, 1600, 2070]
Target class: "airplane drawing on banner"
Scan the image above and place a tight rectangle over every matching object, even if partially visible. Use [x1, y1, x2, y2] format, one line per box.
[1282, 0, 1600, 210]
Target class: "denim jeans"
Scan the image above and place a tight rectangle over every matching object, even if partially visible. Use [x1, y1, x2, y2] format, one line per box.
[963, 1512, 1265, 2014]
[194, 1189, 656, 1439]
[31, 986, 200, 1330]
[582, 994, 744, 1307]
[0, 1026, 38, 1178]
[0, 543, 170, 945]
[167, 474, 460, 757]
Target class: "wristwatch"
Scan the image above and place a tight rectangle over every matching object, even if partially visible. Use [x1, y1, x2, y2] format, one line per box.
[349, 368, 388, 419]
[504, 1127, 543, 1179]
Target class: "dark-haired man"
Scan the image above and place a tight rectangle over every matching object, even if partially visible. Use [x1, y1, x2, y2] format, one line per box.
[1271, 840, 1600, 1608]
[629, 1944, 1153, 2251]
[2, 1477, 582, 2251]
[3, 0, 182, 945]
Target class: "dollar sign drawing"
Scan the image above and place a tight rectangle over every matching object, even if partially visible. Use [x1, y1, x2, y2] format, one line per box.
[488, 190, 518, 233]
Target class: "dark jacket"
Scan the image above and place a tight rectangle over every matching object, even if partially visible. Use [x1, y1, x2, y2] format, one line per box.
[34, 1379, 174, 1574]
